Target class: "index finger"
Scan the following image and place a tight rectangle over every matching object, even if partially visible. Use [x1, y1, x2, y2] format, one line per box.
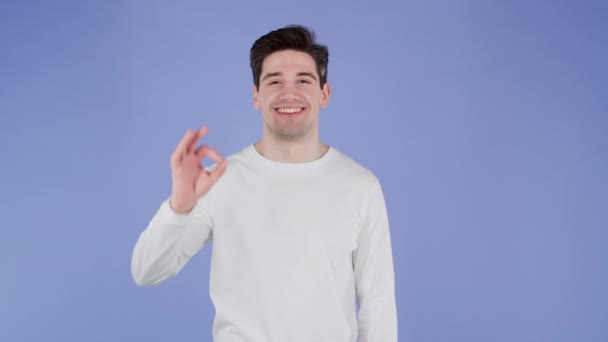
[195, 144, 224, 164]
[174, 126, 208, 157]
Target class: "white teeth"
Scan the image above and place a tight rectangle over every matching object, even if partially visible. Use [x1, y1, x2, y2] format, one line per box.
[277, 107, 303, 114]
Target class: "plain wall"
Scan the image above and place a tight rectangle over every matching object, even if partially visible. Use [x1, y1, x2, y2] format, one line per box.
[1, 1, 606, 341]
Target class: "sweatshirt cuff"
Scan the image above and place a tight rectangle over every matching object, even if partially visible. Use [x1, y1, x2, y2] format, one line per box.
[158, 199, 196, 225]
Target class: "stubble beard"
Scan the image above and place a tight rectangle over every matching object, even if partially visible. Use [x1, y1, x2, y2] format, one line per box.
[266, 119, 311, 141]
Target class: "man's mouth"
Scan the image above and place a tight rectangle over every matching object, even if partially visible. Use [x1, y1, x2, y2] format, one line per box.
[275, 107, 305, 114]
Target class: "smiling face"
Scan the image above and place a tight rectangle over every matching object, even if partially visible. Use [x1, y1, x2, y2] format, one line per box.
[253, 49, 330, 141]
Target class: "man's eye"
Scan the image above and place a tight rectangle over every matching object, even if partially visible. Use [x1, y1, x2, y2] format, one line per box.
[298, 79, 311, 84]
[269, 80, 280, 85]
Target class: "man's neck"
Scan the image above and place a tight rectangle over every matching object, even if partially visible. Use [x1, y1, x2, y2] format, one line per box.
[254, 136, 329, 163]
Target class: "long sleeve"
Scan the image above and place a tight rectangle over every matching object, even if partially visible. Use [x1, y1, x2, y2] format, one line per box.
[353, 179, 398, 341]
[131, 189, 214, 287]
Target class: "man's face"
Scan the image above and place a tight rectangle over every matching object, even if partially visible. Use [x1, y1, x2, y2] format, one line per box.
[253, 49, 330, 141]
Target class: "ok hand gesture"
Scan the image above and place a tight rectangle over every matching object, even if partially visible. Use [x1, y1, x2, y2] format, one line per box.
[169, 127, 227, 214]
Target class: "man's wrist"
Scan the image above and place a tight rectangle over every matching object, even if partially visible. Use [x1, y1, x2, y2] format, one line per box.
[169, 198, 193, 214]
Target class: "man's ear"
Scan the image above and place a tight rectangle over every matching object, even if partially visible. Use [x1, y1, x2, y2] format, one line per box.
[253, 85, 260, 109]
[320, 83, 331, 108]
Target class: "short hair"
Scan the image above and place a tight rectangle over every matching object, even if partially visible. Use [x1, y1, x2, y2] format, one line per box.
[250, 25, 329, 89]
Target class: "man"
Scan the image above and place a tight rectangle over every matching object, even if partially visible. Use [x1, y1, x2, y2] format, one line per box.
[131, 25, 398, 341]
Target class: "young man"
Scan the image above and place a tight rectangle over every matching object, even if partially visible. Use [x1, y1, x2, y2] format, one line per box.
[131, 25, 397, 342]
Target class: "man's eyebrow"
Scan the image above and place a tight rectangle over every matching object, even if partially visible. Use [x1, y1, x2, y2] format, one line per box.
[297, 72, 317, 80]
[261, 72, 282, 81]
[261, 71, 318, 81]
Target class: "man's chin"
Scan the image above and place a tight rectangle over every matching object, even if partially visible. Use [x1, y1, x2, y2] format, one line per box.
[271, 128, 309, 141]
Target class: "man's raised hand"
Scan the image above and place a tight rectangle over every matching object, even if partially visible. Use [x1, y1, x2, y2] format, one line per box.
[169, 126, 227, 214]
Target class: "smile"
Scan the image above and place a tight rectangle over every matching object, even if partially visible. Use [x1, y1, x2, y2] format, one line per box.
[275, 107, 304, 114]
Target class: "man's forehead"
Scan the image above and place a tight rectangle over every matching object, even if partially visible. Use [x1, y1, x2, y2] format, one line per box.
[261, 50, 317, 73]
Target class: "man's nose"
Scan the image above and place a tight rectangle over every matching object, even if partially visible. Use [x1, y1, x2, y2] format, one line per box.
[278, 83, 298, 100]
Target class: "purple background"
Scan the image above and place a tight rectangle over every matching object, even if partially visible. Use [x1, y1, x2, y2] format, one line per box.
[1, 1, 606, 341]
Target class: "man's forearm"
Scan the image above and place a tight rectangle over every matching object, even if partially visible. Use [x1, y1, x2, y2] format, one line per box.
[131, 199, 210, 286]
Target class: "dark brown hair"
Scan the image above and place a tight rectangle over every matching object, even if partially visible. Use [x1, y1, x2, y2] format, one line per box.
[250, 25, 329, 89]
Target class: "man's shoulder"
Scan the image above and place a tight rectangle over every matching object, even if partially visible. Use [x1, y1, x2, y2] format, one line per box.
[329, 146, 379, 185]
[225, 144, 253, 163]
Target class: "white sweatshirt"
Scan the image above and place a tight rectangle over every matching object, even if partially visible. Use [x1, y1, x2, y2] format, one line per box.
[131, 144, 398, 342]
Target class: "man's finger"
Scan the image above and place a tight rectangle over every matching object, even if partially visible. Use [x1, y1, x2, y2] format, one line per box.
[171, 129, 193, 164]
[185, 126, 208, 154]
[208, 159, 227, 184]
[172, 126, 209, 165]
[195, 144, 224, 164]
